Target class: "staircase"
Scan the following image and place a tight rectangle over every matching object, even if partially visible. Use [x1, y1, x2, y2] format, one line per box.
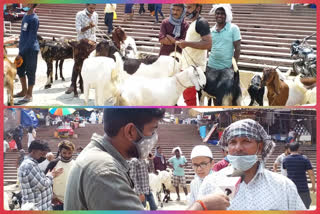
[4, 4, 317, 73]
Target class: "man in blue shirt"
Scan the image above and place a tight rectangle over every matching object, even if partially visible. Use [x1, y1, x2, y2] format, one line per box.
[283, 142, 316, 209]
[206, 5, 241, 84]
[168, 147, 188, 201]
[14, 4, 39, 105]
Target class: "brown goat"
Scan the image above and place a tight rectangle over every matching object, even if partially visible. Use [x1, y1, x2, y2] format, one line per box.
[68, 39, 96, 97]
[262, 67, 289, 106]
[4, 51, 17, 106]
[112, 27, 127, 50]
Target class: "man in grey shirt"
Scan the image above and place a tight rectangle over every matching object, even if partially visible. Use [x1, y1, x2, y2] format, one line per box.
[64, 108, 230, 210]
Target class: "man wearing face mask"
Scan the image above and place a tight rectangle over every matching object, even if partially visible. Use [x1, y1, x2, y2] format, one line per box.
[18, 140, 64, 210]
[159, 4, 189, 56]
[176, 4, 212, 106]
[64, 109, 230, 210]
[66, 4, 98, 94]
[198, 119, 306, 210]
[45, 141, 75, 210]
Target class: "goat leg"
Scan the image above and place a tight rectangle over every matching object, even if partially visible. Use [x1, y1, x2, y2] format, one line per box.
[55, 60, 59, 80]
[45, 61, 53, 89]
[249, 99, 254, 106]
[79, 73, 84, 94]
[59, 60, 65, 81]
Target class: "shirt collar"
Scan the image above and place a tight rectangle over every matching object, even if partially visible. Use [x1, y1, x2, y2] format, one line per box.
[91, 133, 130, 172]
[212, 22, 230, 32]
[246, 161, 265, 184]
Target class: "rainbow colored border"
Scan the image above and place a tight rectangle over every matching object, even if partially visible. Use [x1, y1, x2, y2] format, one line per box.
[1, 0, 319, 213]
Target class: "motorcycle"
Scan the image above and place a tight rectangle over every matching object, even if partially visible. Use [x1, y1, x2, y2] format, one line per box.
[290, 32, 317, 77]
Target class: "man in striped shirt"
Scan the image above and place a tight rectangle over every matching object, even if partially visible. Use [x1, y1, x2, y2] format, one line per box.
[18, 140, 63, 210]
[129, 158, 157, 210]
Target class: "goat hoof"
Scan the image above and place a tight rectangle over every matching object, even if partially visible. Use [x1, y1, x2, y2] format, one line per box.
[45, 84, 52, 89]
[74, 93, 79, 98]
[62, 78, 65, 81]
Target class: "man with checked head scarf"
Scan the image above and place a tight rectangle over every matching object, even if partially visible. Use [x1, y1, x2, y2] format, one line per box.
[198, 119, 306, 210]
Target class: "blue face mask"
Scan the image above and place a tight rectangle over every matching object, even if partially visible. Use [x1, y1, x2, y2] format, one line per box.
[23, 7, 30, 12]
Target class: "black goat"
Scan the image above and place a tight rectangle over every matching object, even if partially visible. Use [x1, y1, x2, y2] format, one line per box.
[247, 74, 265, 106]
[200, 67, 242, 106]
[10, 191, 22, 210]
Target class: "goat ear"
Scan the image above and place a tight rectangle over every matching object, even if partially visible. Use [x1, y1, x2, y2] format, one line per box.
[274, 72, 281, 94]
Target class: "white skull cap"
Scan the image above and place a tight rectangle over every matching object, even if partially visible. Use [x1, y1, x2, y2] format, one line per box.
[191, 145, 213, 159]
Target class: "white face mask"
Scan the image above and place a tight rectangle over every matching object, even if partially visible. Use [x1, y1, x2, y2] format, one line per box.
[227, 147, 260, 171]
[133, 127, 158, 160]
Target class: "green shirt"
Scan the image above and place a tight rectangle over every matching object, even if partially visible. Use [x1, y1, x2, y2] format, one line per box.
[208, 22, 241, 70]
[168, 156, 187, 176]
[64, 133, 143, 210]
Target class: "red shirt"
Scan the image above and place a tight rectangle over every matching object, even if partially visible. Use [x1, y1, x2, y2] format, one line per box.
[213, 159, 229, 172]
[159, 18, 189, 56]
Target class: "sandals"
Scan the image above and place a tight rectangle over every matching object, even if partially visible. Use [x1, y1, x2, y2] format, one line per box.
[13, 92, 26, 98]
[15, 97, 33, 105]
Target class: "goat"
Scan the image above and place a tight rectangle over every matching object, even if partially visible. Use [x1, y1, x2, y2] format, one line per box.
[68, 39, 96, 97]
[10, 191, 22, 210]
[199, 58, 242, 106]
[114, 51, 181, 78]
[82, 56, 120, 106]
[115, 65, 206, 106]
[4, 192, 10, 210]
[4, 50, 17, 106]
[112, 26, 138, 58]
[37, 35, 73, 89]
[149, 168, 173, 207]
[247, 74, 265, 106]
[262, 67, 310, 106]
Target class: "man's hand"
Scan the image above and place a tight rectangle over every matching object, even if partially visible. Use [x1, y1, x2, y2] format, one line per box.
[166, 35, 176, 45]
[15, 55, 22, 61]
[311, 186, 316, 193]
[179, 164, 184, 168]
[89, 22, 95, 28]
[201, 193, 230, 210]
[47, 167, 64, 178]
[139, 194, 145, 202]
[176, 40, 188, 49]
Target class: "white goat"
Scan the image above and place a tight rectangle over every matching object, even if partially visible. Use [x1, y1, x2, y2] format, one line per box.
[121, 36, 138, 58]
[285, 74, 311, 106]
[82, 56, 120, 106]
[149, 168, 173, 207]
[115, 66, 206, 106]
[114, 52, 181, 79]
[3, 192, 10, 210]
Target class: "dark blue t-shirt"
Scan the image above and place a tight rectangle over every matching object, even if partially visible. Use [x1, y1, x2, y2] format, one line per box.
[19, 13, 40, 55]
[283, 154, 312, 193]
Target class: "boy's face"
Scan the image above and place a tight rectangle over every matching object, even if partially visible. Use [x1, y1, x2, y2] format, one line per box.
[191, 156, 214, 178]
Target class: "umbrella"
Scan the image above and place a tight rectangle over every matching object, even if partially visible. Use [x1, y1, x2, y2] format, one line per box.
[49, 108, 76, 116]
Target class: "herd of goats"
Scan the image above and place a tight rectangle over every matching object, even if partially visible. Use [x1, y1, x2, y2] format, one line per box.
[4, 27, 317, 106]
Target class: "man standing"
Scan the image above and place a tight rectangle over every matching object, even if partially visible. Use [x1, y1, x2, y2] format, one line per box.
[159, 4, 189, 56]
[64, 109, 229, 210]
[45, 141, 75, 210]
[153, 146, 167, 171]
[283, 142, 316, 209]
[14, 4, 39, 105]
[273, 143, 290, 176]
[66, 4, 98, 95]
[198, 119, 306, 210]
[104, 4, 116, 35]
[129, 158, 157, 210]
[176, 4, 212, 106]
[206, 4, 241, 86]
[18, 140, 63, 210]
[168, 147, 188, 201]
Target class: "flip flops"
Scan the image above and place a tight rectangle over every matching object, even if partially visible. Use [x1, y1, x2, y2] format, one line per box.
[15, 97, 33, 105]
